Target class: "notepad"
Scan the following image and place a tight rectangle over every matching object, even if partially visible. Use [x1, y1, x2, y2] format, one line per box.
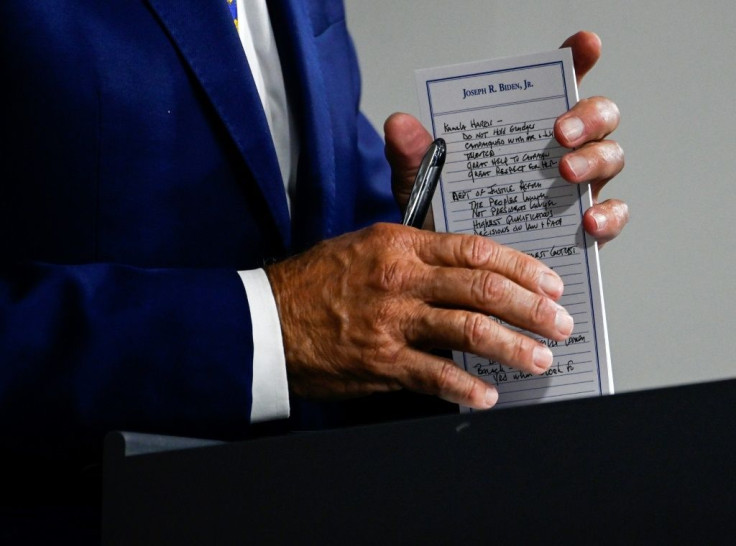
[415, 48, 613, 409]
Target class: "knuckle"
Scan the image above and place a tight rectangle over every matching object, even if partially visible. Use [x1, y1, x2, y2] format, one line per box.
[365, 222, 396, 247]
[604, 96, 621, 121]
[361, 300, 424, 379]
[469, 236, 487, 265]
[367, 224, 425, 293]
[435, 360, 461, 395]
[613, 141, 625, 163]
[372, 298, 397, 329]
[463, 313, 490, 349]
[462, 377, 485, 405]
[464, 235, 495, 267]
[358, 318, 402, 374]
[362, 340, 400, 376]
[590, 142, 624, 180]
[508, 335, 530, 367]
[590, 95, 618, 116]
[367, 222, 411, 249]
[597, 98, 621, 131]
[366, 221, 392, 237]
[601, 140, 624, 163]
[530, 296, 554, 326]
[620, 201, 630, 223]
[473, 272, 509, 306]
[376, 259, 407, 292]
[613, 200, 631, 227]
[512, 255, 539, 286]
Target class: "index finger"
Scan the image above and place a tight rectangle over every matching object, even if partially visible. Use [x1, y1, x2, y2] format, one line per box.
[411, 230, 564, 300]
[555, 96, 621, 150]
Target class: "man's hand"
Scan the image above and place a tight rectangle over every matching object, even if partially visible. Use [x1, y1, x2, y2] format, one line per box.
[386, 30, 628, 247]
[268, 30, 624, 411]
[555, 31, 627, 247]
[266, 224, 573, 409]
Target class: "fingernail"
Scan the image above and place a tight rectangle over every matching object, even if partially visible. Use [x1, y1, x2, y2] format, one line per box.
[559, 116, 584, 142]
[539, 272, 563, 298]
[484, 387, 498, 408]
[533, 345, 554, 371]
[565, 154, 590, 179]
[591, 212, 607, 232]
[555, 307, 574, 337]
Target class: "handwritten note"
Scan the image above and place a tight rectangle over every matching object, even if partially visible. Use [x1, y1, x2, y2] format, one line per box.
[415, 49, 613, 409]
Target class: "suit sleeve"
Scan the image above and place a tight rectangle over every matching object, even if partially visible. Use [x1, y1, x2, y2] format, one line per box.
[0, 262, 257, 460]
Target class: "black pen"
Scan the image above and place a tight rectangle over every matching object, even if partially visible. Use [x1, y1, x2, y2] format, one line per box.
[401, 137, 446, 228]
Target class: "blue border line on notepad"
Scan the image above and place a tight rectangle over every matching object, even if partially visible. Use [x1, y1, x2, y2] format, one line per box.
[424, 59, 604, 400]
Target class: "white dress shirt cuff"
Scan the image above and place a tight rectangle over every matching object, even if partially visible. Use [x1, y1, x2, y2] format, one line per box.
[238, 268, 290, 422]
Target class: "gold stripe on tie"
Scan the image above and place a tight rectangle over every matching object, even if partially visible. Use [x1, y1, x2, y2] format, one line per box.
[227, 0, 238, 29]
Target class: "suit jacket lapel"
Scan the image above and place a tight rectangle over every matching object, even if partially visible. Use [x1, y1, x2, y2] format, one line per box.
[145, 0, 292, 248]
[268, 0, 337, 251]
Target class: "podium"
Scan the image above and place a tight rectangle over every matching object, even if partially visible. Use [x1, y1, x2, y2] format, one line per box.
[102, 379, 736, 544]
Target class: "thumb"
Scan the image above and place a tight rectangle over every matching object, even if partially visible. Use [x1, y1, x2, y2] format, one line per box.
[559, 31, 601, 85]
[384, 112, 434, 212]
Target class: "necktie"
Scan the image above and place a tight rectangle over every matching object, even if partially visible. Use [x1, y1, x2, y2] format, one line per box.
[227, 0, 238, 29]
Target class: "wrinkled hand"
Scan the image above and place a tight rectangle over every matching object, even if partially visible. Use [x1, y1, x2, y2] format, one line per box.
[386, 31, 628, 246]
[266, 224, 573, 409]
[267, 30, 625, 410]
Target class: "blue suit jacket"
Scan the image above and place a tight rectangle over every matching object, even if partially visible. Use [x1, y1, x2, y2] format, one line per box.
[0, 0, 400, 459]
